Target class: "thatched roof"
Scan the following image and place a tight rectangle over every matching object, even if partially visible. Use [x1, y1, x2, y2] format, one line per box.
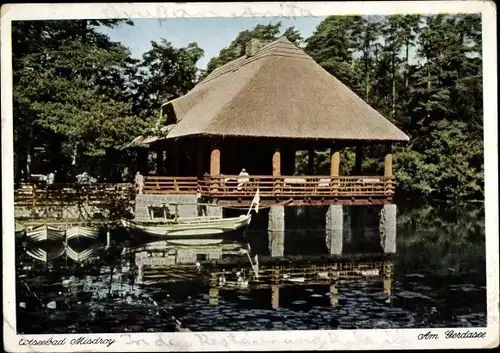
[149, 36, 410, 144]
[126, 125, 174, 148]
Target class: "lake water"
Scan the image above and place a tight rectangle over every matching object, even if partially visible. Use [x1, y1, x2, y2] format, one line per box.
[15, 203, 486, 333]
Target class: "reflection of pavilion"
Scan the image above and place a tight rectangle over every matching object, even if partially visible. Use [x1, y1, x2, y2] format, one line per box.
[206, 255, 393, 309]
[128, 239, 249, 285]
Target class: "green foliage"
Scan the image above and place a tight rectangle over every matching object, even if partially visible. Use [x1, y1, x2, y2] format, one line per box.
[302, 14, 483, 201]
[12, 19, 203, 182]
[133, 40, 204, 120]
[305, 15, 365, 95]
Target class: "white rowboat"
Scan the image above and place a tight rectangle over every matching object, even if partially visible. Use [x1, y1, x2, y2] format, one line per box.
[121, 213, 252, 239]
[66, 244, 99, 263]
[27, 225, 65, 242]
[65, 226, 99, 240]
[26, 245, 66, 263]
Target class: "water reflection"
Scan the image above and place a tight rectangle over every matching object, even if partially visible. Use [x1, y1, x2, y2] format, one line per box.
[15, 203, 486, 333]
[22, 232, 103, 265]
[203, 258, 393, 310]
[25, 242, 67, 263]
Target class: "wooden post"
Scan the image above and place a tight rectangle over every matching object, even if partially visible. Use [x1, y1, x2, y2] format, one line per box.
[210, 142, 220, 194]
[271, 284, 280, 310]
[384, 144, 393, 177]
[384, 144, 393, 197]
[308, 149, 315, 175]
[383, 261, 393, 303]
[209, 272, 219, 306]
[271, 267, 280, 309]
[210, 143, 221, 176]
[272, 148, 281, 176]
[330, 147, 341, 177]
[272, 148, 281, 195]
[329, 283, 338, 307]
[209, 288, 219, 306]
[330, 146, 341, 194]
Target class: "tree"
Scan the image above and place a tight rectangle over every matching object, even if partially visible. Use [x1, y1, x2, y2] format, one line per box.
[282, 26, 304, 46]
[304, 15, 365, 96]
[133, 40, 204, 121]
[12, 19, 146, 182]
[394, 14, 483, 200]
[356, 16, 383, 103]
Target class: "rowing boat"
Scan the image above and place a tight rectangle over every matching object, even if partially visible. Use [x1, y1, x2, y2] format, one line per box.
[121, 214, 252, 239]
[66, 244, 99, 263]
[25, 244, 66, 263]
[26, 225, 65, 242]
[122, 189, 260, 239]
[65, 226, 99, 240]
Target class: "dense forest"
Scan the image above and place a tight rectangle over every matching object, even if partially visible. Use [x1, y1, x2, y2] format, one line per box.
[12, 14, 483, 202]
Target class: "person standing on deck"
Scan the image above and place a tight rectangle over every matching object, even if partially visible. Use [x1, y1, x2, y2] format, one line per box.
[197, 185, 207, 216]
[197, 172, 212, 216]
[237, 168, 250, 191]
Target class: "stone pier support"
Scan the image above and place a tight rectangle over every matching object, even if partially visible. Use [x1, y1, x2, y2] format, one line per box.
[135, 194, 198, 219]
[196, 193, 222, 218]
[206, 203, 223, 218]
[379, 204, 397, 253]
[268, 206, 285, 257]
[325, 205, 343, 255]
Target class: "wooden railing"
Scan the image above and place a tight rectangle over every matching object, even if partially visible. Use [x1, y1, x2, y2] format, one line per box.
[13, 175, 395, 208]
[141, 175, 395, 200]
[14, 183, 135, 207]
[142, 176, 199, 195]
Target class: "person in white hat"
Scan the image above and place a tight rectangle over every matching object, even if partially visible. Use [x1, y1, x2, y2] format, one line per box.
[237, 168, 250, 190]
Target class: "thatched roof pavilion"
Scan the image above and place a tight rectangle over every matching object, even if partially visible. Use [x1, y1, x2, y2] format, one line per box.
[157, 36, 409, 142]
[133, 36, 409, 188]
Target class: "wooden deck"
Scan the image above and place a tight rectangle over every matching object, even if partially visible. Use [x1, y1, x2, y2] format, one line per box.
[13, 174, 395, 208]
[140, 175, 395, 205]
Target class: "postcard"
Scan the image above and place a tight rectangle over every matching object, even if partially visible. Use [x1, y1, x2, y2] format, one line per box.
[1, 1, 498, 351]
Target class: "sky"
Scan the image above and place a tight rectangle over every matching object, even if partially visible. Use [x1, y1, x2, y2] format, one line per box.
[98, 17, 326, 69]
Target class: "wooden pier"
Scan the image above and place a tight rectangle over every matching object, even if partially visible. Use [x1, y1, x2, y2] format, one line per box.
[139, 175, 395, 206]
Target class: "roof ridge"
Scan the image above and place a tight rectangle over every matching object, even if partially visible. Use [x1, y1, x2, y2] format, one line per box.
[200, 37, 309, 85]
